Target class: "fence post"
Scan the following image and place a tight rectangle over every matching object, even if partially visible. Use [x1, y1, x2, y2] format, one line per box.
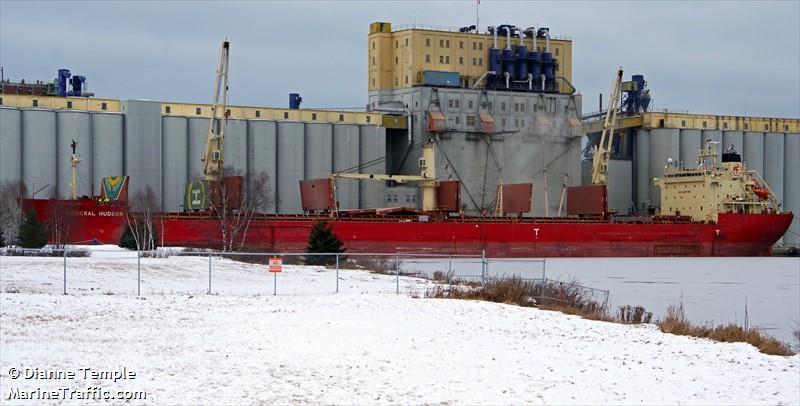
[448, 255, 452, 279]
[63, 248, 67, 295]
[541, 259, 547, 301]
[481, 249, 486, 286]
[207, 252, 212, 295]
[137, 249, 141, 296]
[335, 253, 339, 293]
[395, 254, 400, 294]
[273, 271, 277, 296]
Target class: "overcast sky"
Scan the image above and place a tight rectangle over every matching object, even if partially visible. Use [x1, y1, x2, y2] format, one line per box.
[1, 0, 798, 117]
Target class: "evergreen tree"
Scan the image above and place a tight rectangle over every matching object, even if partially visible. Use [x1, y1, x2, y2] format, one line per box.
[119, 224, 138, 250]
[0, 227, 5, 247]
[305, 220, 345, 265]
[17, 210, 48, 249]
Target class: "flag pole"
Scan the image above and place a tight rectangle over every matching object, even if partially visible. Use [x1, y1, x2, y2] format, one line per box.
[476, 0, 480, 33]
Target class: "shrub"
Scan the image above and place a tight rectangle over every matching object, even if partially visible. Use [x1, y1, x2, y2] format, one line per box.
[119, 224, 138, 250]
[17, 210, 47, 248]
[305, 220, 344, 266]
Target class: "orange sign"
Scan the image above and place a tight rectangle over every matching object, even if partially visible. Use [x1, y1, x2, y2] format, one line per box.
[268, 257, 283, 273]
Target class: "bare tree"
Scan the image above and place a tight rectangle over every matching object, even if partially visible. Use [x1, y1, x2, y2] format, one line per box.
[47, 196, 77, 248]
[0, 181, 27, 245]
[124, 187, 160, 251]
[208, 166, 271, 252]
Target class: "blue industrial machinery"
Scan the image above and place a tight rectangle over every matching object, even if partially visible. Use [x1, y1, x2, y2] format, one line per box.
[620, 74, 651, 115]
[420, 71, 460, 87]
[56, 68, 91, 97]
[482, 24, 558, 93]
[289, 93, 302, 109]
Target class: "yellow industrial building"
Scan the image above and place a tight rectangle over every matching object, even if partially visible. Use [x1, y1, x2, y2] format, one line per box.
[368, 22, 573, 93]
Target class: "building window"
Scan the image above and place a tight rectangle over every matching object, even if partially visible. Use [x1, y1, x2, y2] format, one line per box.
[372, 57, 375, 65]
[468, 100, 473, 109]
[455, 116, 461, 125]
[702, 121, 707, 128]
[514, 119, 519, 128]
[440, 55, 444, 63]
[426, 54, 431, 63]
[67, 101, 73, 109]
[372, 41, 375, 49]
[284, 112, 289, 119]
[312, 113, 317, 120]
[395, 56, 398, 65]
[445, 56, 450, 64]
[339, 114, 344, 121]
[454, 100, 460, 108]
[372, 78, 376, 86]
[405, 76, 409, 84]
[501, 118, 507, 128]
[226, 109, 231, 116]
[196, 107, 202, 115]
[395, 40, 398, 48]
[479, 42, 483, 50]
[255, 110, 261, 118]
[366, 116, 371, 123]
[472, 57, 477, 65]
[473, 42, 477, 50]
[32, 99, 38, 107]
[723, 122, 728, 129]
[445, 39, 450, 48]
[0, 97, 3, 105]
[459, 40, 464, 49]
[165, 105, 170, 113]
[488, 102, 493, 111]
[459, 56, 464, 65]
[478, 58, 483, 66]
[681, 120, 686, 127]
[466, 115, 475, 126]
[440, 39, 444, 47]
[764, 123, 769, 130]
[501, 102, 506, 111]
[785, 125, 789, 131]
[514, 103, 519, 112]
[744, 123, 749, 130]
[448, 100, 454, 108]
[426, 38, 430, 46]
[405, 38, 408, 46]
[555, 48, 559, 56]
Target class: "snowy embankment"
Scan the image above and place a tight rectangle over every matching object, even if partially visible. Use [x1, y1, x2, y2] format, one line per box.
[1, 247, 798, 405]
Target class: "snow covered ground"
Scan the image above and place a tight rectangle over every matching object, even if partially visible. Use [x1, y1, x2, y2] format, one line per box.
[1, 247, 798, 405]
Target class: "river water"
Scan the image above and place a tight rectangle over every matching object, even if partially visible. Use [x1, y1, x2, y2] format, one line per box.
[402, 256, 800, 345]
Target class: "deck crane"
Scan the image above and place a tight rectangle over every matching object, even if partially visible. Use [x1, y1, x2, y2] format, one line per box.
[331, 142, 439, 211]
[590, 67, 623, 185]
[201, 39, 230, 181]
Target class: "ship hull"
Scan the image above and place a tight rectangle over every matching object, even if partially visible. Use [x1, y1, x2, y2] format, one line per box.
[23, 199, 792, 257]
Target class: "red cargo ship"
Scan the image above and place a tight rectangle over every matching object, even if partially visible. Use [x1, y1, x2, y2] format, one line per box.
[22, 142, 793, 258]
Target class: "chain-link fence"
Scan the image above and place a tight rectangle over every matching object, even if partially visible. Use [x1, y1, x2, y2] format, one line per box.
[0, 247, 607, 307]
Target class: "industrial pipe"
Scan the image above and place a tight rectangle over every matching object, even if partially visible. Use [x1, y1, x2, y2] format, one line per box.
[518, 28, 525, 46]
[527, 27, 537, 50]
[472, 71, 496, 89]
[540, 73, 546, 90]
[544, 28, 550, 52]
[505, 25, 513, 50]
[527, 73, 533, 90]
[504, 72, 510, 89]
[489, 26, 497, 48]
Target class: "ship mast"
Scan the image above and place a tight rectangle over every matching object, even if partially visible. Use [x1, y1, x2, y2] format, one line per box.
[69, 139, 81, 200]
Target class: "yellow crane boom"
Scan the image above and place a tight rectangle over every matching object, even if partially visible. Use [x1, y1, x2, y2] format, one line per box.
[591, 67, 623, 185]
[202, 40, 230, 181]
